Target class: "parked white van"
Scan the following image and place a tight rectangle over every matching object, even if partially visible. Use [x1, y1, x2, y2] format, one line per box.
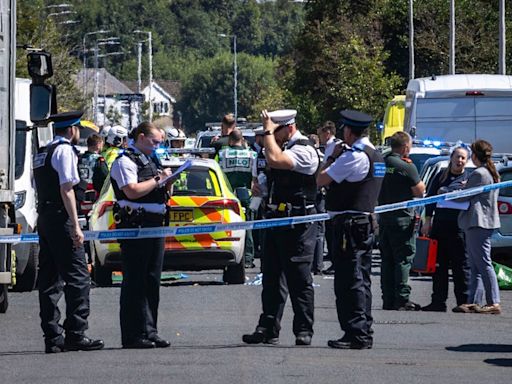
[404, 74, 512, 152]
[12, 78, 53, 291]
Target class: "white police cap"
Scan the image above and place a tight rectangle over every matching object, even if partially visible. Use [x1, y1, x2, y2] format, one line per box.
[268, 109, 297, 126]
[253, 126, 265, 136]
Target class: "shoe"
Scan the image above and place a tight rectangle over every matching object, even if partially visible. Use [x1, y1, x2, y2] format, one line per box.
[474, 304, 501, 315]
[322, 265, 335, 275]
[245, 262, 256, 269]
[122, 338, 156, 349]
[64, 335, 105, 351]
[397, 301, 421, 311]
[149, 335, 171, 348]
[421, 302, 447, 312]
[312, 270, 323, 276]
[327, 338, 372, 350]
[242, 329, 279, 345]
[452, 304, 479, 313]
[295, 333, 312, 346]
[45, 337, 67, 354]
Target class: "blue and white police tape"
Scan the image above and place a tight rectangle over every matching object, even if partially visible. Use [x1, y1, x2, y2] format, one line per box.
[2, 179, 512, 244]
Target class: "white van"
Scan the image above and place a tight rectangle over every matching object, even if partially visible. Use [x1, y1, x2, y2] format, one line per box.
[404, 74, 512, 152]
[12, 78, 53, 291]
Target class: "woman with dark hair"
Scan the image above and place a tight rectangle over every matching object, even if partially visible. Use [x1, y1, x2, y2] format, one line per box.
[456, 139, 501, 314]
[421, 146, 471, 312]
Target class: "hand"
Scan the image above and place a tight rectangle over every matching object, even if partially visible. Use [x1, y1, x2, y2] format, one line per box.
[252, 182, 262, 196]
[211, 135, 220, 143]
[261, 109, 279, 134]
[71, 226, 84, 248]
[331, 143, 345, 159]
[159, 168, 173, 186]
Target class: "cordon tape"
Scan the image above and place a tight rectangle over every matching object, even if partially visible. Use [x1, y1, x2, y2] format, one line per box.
[2, 180, 512, 244]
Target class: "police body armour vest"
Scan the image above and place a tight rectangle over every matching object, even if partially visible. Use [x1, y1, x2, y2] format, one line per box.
[111, 148, 167, 204]
[78, 151, 101, 184]
[269, 139, 319, 206]
[33, 141, 85, 206]
[325, 145, 385, 213]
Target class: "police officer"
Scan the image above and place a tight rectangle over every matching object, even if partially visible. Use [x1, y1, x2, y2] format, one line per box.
[34, 111, 104, 353]
[110, 121, 175, 349]
[243, 109, 319, 346]
[317, 110, 385, 349]
[378, 131, 425, 311]
[218, 129, 257, 268]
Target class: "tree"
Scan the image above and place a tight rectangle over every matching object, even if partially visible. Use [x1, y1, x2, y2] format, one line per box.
[17, 1, 83, 111]
[288, 6, 401, 133]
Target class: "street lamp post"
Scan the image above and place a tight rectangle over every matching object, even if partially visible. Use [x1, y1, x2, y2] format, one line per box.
[133, 30, 153, 121]
[219, 34, 238, 121]
[82, 30, 110, 98]
[92, 38, 121, 125]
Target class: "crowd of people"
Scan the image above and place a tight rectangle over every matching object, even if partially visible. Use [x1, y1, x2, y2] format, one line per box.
[33, 105, 502, 354]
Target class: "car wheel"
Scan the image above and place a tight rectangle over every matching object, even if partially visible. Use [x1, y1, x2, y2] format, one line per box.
[12, 243, 39, 292]
[91, 243, 112, 287]
[0, 284, 8, 313]
[223, 260, 246, 285]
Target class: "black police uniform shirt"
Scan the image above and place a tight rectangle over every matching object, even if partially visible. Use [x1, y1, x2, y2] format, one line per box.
[378, 152, 421, 220]
[110, 144, 166, 214]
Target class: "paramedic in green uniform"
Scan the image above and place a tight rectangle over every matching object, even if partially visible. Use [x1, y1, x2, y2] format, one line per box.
[218, 129, 257, 268]
[378, 131, 425, 311]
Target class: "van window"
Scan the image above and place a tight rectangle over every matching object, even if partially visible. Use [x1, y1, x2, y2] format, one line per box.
[15, 125, 27, 180]
[499, 170, 512, 197]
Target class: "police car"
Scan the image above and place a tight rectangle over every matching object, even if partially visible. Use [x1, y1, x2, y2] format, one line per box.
[88, 149, 247, 285]
[194, 122, 258, 149]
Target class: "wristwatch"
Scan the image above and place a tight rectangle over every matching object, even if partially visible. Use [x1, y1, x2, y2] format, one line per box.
[154, 175, 161, 183]
[263, 130, 273, 136]
[327, 156, 336, 163]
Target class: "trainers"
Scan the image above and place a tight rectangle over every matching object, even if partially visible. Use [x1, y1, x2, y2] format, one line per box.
[474, 304, 501, 315]
[397, 301, 421, 311]
[421, 302, 447, 312]
[452, 304, 479, 313]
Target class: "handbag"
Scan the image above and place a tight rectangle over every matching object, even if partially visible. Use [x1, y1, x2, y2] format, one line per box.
[412, 236, 438, 273]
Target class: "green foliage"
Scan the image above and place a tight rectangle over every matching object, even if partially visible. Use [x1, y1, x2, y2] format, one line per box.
[17, 0, 83, 111]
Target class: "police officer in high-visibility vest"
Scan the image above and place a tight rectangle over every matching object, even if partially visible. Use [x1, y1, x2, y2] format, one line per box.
[110, 121, 176, 349]
[243, 109, 319, 346]
[317, 110, 385, 350]
[218, 128, 257, 268]
[34, 111, 104, 354]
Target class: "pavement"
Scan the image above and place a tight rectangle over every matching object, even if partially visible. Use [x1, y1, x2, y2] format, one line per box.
[0, 255, 511, 384]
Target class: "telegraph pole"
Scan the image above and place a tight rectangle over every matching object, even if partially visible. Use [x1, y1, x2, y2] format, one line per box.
[449, 0, 455, 74]
[408, 0, 415, 79]
[499, 0, 506, 74]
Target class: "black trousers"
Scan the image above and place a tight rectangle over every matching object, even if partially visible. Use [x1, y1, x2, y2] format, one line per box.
[430, 220, 470, 306]
[38, 208, 90, 342]
[332, 214, 374, 344]
[119, 220, 165, 345]
[257, 219, 317, 337]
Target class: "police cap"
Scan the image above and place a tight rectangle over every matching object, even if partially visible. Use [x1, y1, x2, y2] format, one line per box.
[48, 111, 84, 129]
[339, 109, 373, 133]
[253, 126, 265, 136]
[268, 109, 297, 127]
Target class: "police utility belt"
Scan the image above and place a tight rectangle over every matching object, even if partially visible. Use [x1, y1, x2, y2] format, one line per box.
[266, 202, 315, 218]
[113, 203, 169, 227]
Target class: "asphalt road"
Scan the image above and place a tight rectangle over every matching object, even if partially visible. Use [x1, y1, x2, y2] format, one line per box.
[1, 257, 511, 384]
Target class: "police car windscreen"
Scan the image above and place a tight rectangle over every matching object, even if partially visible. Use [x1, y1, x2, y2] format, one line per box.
[171, 167, 221, 197]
